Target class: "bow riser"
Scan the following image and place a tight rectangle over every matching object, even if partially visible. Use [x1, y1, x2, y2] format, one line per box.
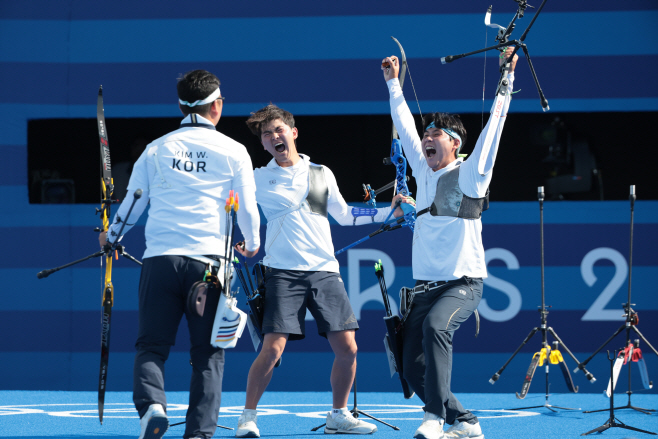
[390, 140, 410, 198]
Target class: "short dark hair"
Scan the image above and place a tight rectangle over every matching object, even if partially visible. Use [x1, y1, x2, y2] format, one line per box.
[422, 112, 467, 154]
[245, 104, 295, 137]
[177, 70, 220, 116]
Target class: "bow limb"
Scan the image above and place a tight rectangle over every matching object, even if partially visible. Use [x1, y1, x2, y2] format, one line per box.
[390, 36, 407, 142]
[389, 38, 416, 231]
[97, 86, 114, 425]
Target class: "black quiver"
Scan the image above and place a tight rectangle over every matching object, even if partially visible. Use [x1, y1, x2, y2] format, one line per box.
[248, 262, 281, 368]
[375, 261, 414, 399]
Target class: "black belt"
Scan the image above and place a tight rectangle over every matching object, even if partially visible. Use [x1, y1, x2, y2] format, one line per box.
[412, 280, 447, 294]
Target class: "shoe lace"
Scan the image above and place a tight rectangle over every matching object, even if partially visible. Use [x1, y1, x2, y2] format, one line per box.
[240, 412, 257, 424]
[334, 413, 359, 429]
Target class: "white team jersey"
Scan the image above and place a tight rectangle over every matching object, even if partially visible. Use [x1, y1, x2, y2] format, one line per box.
[388, 73, 514, 281]
[254, 154, 392, 272]
[107, 114, 260, 258]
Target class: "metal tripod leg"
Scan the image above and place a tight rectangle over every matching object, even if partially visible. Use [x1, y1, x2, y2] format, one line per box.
[581, 350, 656, 436]
[584, 326, 656, 415]
[170, 420, 233, 430]
[311, 376, 400, 431]
[548, 327, 595, 383]
[489, 327, 539, 384]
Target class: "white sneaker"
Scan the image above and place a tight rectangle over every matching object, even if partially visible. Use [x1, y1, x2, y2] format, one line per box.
[236, 410, 260, 438]
[324, 412, 377, 434]
[138, 404, 168, 439]
[444, 421, 483, 439]
[414, 411, 445, 439]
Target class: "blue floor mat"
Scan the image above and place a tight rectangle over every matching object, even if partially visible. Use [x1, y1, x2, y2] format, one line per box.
[0, 391, 656, 439]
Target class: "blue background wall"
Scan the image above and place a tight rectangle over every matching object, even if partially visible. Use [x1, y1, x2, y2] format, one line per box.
[1, 1, 656, 395]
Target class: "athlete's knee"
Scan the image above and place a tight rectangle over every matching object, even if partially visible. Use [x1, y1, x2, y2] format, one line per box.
[329, 331, 357, 360]
[258, 344, 283, 367]
[260, 333, 287, 365]
[339, 340, 358, 360]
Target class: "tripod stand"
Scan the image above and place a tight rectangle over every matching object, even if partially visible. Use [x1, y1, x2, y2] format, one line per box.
[311, 375, 400, 432]
[489, 187, 595, 411]
[580, 185, 657, 415]
[581, 350, 656, 436]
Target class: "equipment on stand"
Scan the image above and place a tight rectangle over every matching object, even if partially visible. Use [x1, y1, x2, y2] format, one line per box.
[489, 187, 594, 411]
[441, 0, 551, 112]
[36, 86, 143, 424]
[603, 340, 653, 399]
[580, 350, 656, 436]
[580, 185, 657, 415]
[516, 341, 579, 400]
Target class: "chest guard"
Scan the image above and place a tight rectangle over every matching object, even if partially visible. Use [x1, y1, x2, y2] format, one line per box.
[306, 164, 328, 217]
[418, 166, 488, 219]
[266, 163, 329, 222]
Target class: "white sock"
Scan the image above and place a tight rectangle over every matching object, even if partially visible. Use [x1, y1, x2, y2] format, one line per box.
[331, 407, 349, 419]
[242, 409, 257, 417]
[423, 411, 443, 422]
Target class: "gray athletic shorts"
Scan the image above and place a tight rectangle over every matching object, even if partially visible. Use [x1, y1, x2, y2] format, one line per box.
[261, 267, 359, 340]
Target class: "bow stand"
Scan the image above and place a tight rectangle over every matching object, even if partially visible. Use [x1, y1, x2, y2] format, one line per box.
[581, 185, 657, 416]
[489, 187, 595, 411]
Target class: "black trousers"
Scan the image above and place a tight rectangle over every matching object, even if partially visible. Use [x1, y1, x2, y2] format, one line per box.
[133, 255, 225, 439]
[402, 277, 482, 425]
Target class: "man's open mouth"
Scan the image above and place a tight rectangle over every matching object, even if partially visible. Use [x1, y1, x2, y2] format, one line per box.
[274, 142, 285, 152]
[426, 146, 436, 158]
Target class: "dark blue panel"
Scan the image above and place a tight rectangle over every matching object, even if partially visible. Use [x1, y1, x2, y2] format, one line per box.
[1, 223, 657, 268]
[483, 223, 658, 266]
[2, 56, 657, 105]
[0, 145, 27, 185]
[2, 309, 656, 354]
[3, 223, 656, 269]
[2, 225, 148, 270]
[4, 1, 656, 20]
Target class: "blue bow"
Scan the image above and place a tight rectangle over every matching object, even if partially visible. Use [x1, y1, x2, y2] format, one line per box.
[335, 38, 416, 256]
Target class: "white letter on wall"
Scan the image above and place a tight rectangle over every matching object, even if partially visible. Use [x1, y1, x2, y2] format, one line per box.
[479, 248, 522, 322]
[581, 247, 627, 321]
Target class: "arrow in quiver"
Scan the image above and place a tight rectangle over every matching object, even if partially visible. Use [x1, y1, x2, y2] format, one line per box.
[375, 261, 414, 399]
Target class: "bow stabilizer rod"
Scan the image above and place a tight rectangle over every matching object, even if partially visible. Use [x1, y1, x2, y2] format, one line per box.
[441, 0, 550, 111]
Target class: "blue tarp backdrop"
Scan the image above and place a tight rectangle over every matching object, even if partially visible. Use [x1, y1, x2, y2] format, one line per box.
[0, 1, 656, 394]
[1, 202, 656, 394]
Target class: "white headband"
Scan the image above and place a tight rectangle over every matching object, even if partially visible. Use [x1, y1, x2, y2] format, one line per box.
[179, 88, 221, 107]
